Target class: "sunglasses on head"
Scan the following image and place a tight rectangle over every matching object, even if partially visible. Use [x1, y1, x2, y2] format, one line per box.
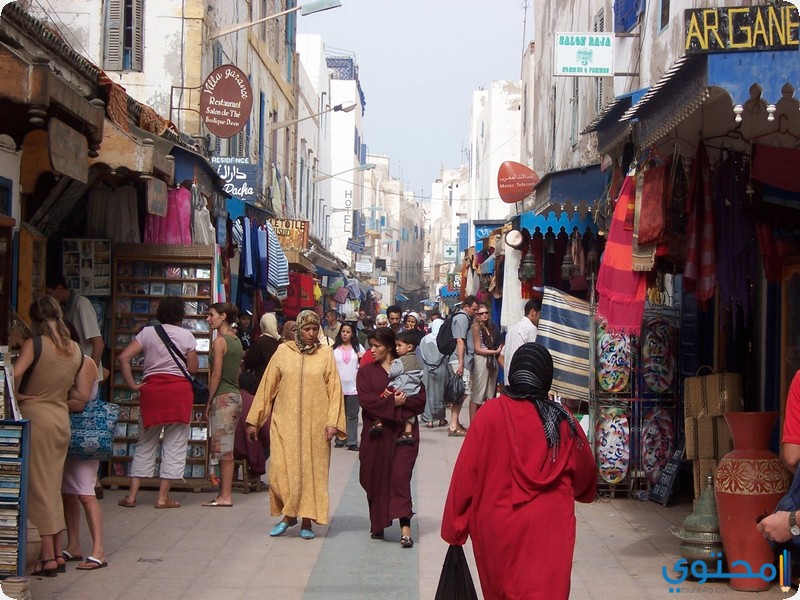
[477, 311, 488, 315]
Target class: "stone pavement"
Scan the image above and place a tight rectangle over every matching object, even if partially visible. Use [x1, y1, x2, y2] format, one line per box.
[25, 423, 789, 600]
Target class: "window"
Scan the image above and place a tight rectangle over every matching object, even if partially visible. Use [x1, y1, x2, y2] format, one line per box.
[258, 92, 266, 163]
[614, 0, 644, 33]
[593, 10, 605, 115]
[659, 0, 670, 31]
[104, 0, 144, 71]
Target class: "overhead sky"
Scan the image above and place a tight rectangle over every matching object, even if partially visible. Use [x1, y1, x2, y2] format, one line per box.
[298, 0, 534, 198]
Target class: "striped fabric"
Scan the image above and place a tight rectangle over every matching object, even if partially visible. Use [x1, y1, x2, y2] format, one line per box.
[265, 221, 289, 297]
[684, 142, 716, 308]
[537, 287, 591, 401]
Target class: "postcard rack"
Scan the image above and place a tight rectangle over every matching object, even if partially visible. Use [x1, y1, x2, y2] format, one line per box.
[102, 244, 214, 491]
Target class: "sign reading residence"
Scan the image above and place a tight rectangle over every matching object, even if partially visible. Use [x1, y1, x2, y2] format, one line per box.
[200, 65, 253, 138]
[554, 32, 613, 77]
[685, 6, 800, 54]
[210, 156, 260, 204]
[268, 219, 309, 251]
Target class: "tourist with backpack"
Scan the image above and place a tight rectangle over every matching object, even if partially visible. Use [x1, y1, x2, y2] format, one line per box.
[438, 296, 479, 437]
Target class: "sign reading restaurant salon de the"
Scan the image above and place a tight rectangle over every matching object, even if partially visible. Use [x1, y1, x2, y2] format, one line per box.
[200, 64, 253, 138]
[554, 32, 613, 77]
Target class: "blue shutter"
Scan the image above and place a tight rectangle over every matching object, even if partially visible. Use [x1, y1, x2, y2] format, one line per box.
[614, 0, 645, 33]
[458, 223, 469, 254]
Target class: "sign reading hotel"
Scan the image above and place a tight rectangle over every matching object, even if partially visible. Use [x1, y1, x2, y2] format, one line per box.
[200, 65, 253, 138]
[268, 219, 309, 251]
[554, 32, 613, 77]
[685, 6, 800, 54]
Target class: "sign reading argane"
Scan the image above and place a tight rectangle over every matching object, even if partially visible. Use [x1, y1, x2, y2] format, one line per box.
[685, 6, 800, 54]
[200, 65, 253, 138]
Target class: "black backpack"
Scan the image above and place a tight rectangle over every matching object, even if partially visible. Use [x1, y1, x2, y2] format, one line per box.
[436, 311, 463, 356]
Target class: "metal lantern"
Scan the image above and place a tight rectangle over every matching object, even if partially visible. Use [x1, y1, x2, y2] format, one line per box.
[561, 250, 575, 281]
[586, 246, 599, 277]
[518, 250, 536, 281]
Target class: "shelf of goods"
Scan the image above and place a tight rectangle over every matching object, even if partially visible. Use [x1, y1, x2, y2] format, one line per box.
[102, 244, 214, 492]
[0, 419, 29, 579]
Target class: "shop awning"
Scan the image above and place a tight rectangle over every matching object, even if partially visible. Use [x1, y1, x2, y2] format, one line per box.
[439, 285, 459, 299]
[581, 88, 648, 153]
[396, 293, 409, 302]
[533, 164, 606, 217]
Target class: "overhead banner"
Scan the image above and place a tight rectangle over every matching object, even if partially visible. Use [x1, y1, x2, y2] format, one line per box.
[554, 33, 614, 77]
[210, 156, 260, 204]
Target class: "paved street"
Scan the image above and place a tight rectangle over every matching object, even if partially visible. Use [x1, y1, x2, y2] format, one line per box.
[24, 424, 788, 600]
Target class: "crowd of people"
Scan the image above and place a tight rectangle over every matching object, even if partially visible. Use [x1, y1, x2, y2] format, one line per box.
[13, 285, 605, 597]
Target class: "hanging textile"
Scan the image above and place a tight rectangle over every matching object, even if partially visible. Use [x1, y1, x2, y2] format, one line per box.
[683, 143, 716, 309]
[284, 272, 313, 319]
[637, 163, 668, 245]
[346, 278, 361, 300]
[537, 287, 591, 401]
[241, 217, 253, 279]
[596, 175, 647, 333]
[264, 221, 289, 297]
[144, 186, 192, 244]
[284, 175, 294, 217]
[257, 225, 268, 290]
[87, 183, 141, 244]
[501, 246, 523, 329]
[631, 168, 657, 272]
[191, 184, 216, 245]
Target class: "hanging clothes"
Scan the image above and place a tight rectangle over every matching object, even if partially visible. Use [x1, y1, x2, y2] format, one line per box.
[87, 183, 140, 244]
[256, 225, 268, 289]
[265, 221, 289, 297]
[683, 143, 716, 309]
[144, 186, 192, 244]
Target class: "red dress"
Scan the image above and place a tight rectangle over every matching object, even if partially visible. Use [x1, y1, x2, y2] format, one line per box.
[356, 362, 426, 533]
[441, 395, 597, 600]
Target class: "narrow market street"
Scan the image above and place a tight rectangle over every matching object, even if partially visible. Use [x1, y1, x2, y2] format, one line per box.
[25, 422, 787, 600]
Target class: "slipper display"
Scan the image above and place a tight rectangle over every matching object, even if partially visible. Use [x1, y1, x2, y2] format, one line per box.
[76, 556, 108, 571]
[62, 551, 84, 562]
[202, 499, 233, 507]
[154, 499, 181, 509]
[117, 497, 136, 508]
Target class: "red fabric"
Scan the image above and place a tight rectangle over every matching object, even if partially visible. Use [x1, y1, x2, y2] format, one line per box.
[441, 396, 596, 600]
[359, 350, 375, 367]
[638, 164, 668, 245]
[752, 144, 800, 193]
[283, 272, 314, 319]
[139, 374, 193, 428]
[356, 362, 426, 533]
[596, 176, 648, 333]
[683, 143, 716, 308]
[234, 390, 271, 475]
[782, 371, 800, 445]
[144, 187, 192, 244]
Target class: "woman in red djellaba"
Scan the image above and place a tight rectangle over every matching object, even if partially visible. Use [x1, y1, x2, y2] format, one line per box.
[441, 343, 597, 599]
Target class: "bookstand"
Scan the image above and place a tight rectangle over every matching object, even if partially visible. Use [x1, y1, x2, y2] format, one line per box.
[103, 244, 214, 492]
[0, 419, 29, 578]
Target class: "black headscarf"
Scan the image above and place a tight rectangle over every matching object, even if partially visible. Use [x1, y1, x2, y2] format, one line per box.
[504, 342, 577, 454]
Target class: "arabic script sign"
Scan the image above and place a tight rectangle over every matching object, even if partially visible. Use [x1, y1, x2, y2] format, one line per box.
[210, 156, 260, 203]
[200, 65, 253, 138]
[497, 161, 539, 204]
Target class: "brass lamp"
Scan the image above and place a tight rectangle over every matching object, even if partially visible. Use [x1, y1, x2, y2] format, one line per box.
[518, 250, 537, 281]
[561, 250, 575, 281]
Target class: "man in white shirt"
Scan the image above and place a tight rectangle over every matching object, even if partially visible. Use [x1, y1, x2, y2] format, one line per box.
[502, 298, 542, 385]
[46, 276, 104, 372]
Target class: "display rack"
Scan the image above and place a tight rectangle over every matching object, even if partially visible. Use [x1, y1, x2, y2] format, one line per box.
[0, 418, 29, 579]
[103, 244, 214, 491]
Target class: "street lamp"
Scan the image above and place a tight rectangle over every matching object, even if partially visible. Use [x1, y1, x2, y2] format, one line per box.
[314, 162, 376, 183]
[209, 0, 342, 40]
[270, 102, 356, 134]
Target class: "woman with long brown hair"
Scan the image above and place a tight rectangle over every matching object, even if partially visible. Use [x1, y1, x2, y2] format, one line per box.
[14, 296, 84, 576]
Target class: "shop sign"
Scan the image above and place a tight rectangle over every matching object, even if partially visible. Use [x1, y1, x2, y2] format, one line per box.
[346, 237, 365, 253]
[200, 65, 253, 138]
[48, 118, 88, 183]
[267, 218, 309, 251]
[447, 272, 461, 292]
[498, 161, 540, 203]
[355, 260, 373, 274]
[443, 242, 457, 261]
[378, 276, 388, 285]
[685, 6, 800, 54]
[211, 156, 260, 203]
[554, 32, 613, 77]
[147, 178, 168, 216]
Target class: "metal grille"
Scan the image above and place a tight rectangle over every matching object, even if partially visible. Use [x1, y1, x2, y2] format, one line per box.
[326, 57, 357, 80]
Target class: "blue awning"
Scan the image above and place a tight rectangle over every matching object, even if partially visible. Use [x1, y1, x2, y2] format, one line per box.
[396, 293, 409, 302]
[533, 164, 606, 216]
[581, 88, 648, 153]
[439, 285, 459, 299]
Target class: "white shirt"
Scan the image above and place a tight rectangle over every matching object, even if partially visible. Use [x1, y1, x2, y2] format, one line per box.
[333, 346, 359, 395]
[502, 317, 538, 384]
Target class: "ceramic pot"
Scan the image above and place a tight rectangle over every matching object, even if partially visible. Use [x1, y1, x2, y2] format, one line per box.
[714, 412, 789, 591]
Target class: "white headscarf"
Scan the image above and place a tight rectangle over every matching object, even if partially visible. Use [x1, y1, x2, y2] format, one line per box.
[260, 312, 281, 340]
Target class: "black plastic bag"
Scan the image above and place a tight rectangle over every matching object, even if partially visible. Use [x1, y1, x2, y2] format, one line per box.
[444, 371, 466, 405]
[435, 545, 479, 600]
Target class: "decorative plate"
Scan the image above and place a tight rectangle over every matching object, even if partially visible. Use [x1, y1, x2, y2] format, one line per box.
[641, 406, 674, 484]
[596, 325, 632, 393]
[595, 406, 630, 484]
[642, 318, 675, 393]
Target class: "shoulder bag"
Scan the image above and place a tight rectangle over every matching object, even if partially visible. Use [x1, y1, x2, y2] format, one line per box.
[68, 395, 120, 461]
[154, 324, 209, 405]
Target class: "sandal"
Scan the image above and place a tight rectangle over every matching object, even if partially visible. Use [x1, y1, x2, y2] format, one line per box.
[369, 422, 384, 437]
[154, 499, 181, 509]
[437, 418, 449, 427]
[395, 432, 414, 446]
[117, 497, 136, 508]
[447, 429, 466, 437]
[32, 557, 58, 577]
[370, 530, 384, 539]
[76, 555, 108, 570]
[400, 535, 414, 549]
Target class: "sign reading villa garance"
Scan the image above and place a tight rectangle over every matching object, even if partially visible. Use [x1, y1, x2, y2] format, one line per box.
[200, 65, 253, 138]
[553, 32, 613, 77]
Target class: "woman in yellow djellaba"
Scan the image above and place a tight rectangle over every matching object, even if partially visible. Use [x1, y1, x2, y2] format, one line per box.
[245, 310, 346, 540]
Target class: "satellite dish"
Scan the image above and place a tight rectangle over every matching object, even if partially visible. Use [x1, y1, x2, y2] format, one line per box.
[497, 161, 540, 204]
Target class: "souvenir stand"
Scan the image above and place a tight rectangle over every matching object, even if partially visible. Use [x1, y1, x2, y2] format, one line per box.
[103, 243, 215, 491]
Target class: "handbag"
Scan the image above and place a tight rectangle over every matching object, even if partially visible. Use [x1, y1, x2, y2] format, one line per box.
[68, 397, 120, 461]
[434, 545, 479, 600]
[154, 324, 209, 405]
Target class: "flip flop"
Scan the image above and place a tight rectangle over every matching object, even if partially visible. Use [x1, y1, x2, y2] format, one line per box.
[76, 556, 108, 571]
[154, 499, 181, 509]
[62, 551, 84, 562]
[202, 499, 233, 507]
[117, 497, 136, 508]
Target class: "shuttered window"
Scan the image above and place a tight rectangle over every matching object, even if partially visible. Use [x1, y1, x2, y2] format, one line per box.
[594, 9, 605, 115]
[104, 0, 144, 72]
